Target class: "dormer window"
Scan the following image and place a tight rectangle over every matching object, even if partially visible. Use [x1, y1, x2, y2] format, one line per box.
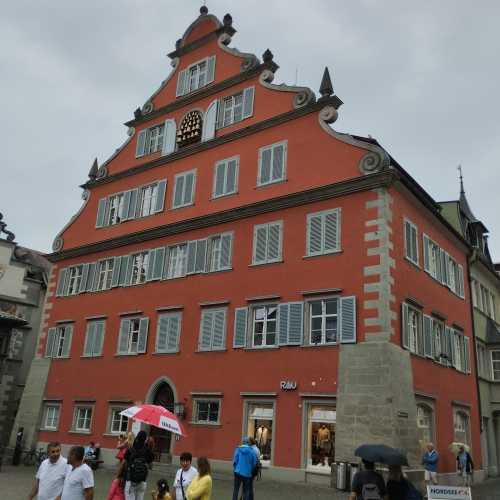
[177, 111, 203, 148]
[176, 56, 216, 97]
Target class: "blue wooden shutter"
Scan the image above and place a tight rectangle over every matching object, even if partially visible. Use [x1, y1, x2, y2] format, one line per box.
[118, 319, 130, 354]
[423, 235, 430, 272]
[153, 180, 167, 213]
[137, 318, 149, 354]
[176, 69, 188, 97]
[307, 214, 323, 256]
[126, 189, 139, 220]
[258, 147, 272, 185]
[123, 256, 133, 286]
[61, 325, 73, 358]
[253, 225, 268, 264]
[156, 314, 169, 352]
[220, 233, 233, 270]
[199, 310, 213, 351]
[272, 143, 285, 181]
[202, 99, 218, 142]
[464, 336, 471, 373]
[45, 328, 57, 357]
[324, 209, 340, 253]
[288, 302, 304, 345]
[79, 264, 90, 293]
[145, 250, 156, 282]
[340, 296, 356, 344]
[135, 129, 147, 158]
[121, 190, 132, 221]
[458, 265, 465, 298]
[152, 247, 165, 280]
[423, 315, 433, 358]
[226, 159, 238, 194]
[206, 55, 216, 83]
[440, 249, 448, 285]
[167, 313, 181, 352]
[110, 257, 121, 288]
[56, 268, 68, 297]
[162, 119, 176, 155]
[402, 303, 410, 349]
[195, 239, 208, 273]
[173, 175, 184, 208]
[96, 198, 108, 228]
[267, 223, 282, 262]
[94, 321, 105, 356]
[278, 304, 289, 346]
[443, 327, 452, 366]
[186, 241, 197, 274]
[184, 171, 195, 205]
[242, 86, 255, 119]
[212, 309, 226, 349]
[234, 307, 248, 348]
[83, 323, 95, 357]
[214, 161, 226, 198]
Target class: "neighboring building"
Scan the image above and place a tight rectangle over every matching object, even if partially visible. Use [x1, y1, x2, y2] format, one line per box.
[0, 213, 50, 448]
[441, 178, 500, 477]
[15, 8, 481, 482]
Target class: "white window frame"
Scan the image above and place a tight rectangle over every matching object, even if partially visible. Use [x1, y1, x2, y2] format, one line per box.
[96, 258, 114, 291]
[67, 266, 83, 295]
[306, 208, 341, 257]
[137, 182, 159, 218]
[252, 221, 283, 265]
[252, 304, 278, 348]
[222, 91, 244, 127]
[172, 169, 196, 209]
[192, 398, 221, 425]
[146, 124, 165, 155]
[257, 140, 288, 186]
[432, 318, 445, 363]
[126, 318, 141, 355]
[199, 308, 227, 351]
[73, 405, 93, 433]
[208, 233, 233, 272]
[108, 407, 129, 435]
[491, 350, 500, 381]
[416, 402, 435, 445]
[188, 58, 209, 93]
[166, 243, 188, 279]
[404, 219, 419, 266]
[453, 409, 471, 445]
[212, 156, 239, 199]
[42, 403, 61, 431]
[107, 193, 125, 226]
[130, 251, 149, 285]
[308, 297, 339, 345]
[53, 325, 70, 359]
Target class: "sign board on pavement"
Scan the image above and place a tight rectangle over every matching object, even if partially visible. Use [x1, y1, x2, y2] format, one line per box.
[427, 485, 472, 500]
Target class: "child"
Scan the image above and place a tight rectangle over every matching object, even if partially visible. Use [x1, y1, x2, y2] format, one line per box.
[107, 463, 126, 500]
[152, 478, 172, 500]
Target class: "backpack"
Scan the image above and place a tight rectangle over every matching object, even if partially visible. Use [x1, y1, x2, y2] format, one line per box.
[361, 483, 382, 500]
[128, 449, 149, 484]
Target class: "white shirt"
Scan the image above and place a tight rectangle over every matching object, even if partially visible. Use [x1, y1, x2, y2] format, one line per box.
[36, 456, 68, 500]
[173, 466, 197, 500]
[61, 463, 94, 500]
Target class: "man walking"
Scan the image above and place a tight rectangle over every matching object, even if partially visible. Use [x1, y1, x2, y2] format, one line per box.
[28, 442, 67, 500]
[173, 452, 197, 500]
[456, 445, 474, 486]
[232, 437, 257, 500]
[422, 443, 439, 488]
[350, 460, 386, 500]
[60, 446, 94, 500]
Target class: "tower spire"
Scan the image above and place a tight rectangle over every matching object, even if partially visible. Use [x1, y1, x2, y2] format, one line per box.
[319, 67, 333, 100]
[458, 164, 464, 195]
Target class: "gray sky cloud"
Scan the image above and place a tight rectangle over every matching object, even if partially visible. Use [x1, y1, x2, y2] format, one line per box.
[2, 0, 500, 258]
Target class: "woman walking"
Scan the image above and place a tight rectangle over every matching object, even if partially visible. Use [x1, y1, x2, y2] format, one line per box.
[186, 457, 212, 500]
[116, 434, 128, 463]
[124, 430, 154, 500]
[107, 463, 126, 500]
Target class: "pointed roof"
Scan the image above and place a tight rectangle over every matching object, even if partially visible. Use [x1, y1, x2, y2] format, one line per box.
[319, 67, 333, 98]
[458, 166, 479, 224]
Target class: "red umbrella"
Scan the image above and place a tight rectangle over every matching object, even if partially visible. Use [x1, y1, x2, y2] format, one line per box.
[120, 404, 186, 437]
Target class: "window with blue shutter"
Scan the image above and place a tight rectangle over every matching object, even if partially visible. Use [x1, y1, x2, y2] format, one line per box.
[162, 119, 176, 155]
[213, 157, 239, 198]
[208, 233, 233, 272]
[340, 296, 356, 344]
[233, 307, 248, 348]
[402, 303, 410, 350]
[252, 221, 283, 265]
[137, 318, 149, 353]
[96, 198, 108, 228]
[404, 219, 419, 265]
[187, 239, 207, 275]
[45, 327, 57, 357]
[84, 321, 105, 357]
[198, 308, 227, 351]
[56, 268, 68, 297]
[60, 325, 73, 358]
[156, 312, 181, 353]
[78, 264, 90, 294]
[117, 319, 131, 354]
[86, 263, 97, 292]
[135, 129, 147, 158]
[202, 99, 218, 142]
[423, 315, 433, 358]
[172, 170, 196, 209]
[242, 86, 255, 119]
[308, 298, 339, 345]
[307, 209, 341, 256]
[176, 69, 188, 97]
[257, 141, 287, 186]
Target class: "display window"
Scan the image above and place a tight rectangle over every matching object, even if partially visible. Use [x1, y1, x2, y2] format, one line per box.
[246, 404, 274, 466]
[306, 405, 336, 472]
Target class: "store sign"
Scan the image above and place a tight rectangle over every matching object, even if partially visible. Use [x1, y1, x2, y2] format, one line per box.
[280, 380, 297, 391]
[427, 485, 471, 500]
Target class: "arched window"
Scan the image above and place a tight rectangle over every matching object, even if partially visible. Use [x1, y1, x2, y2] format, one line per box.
[176, 110, 203, 148]
[416, 403, 434, 446]
[454, 410, 470, 445]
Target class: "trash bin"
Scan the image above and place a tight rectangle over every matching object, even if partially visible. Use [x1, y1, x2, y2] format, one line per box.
[350, 463, 359, 489]
[336, 462, 346, 490]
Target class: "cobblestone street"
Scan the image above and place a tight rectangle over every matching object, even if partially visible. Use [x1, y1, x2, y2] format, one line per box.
[2, 464, 500, 500]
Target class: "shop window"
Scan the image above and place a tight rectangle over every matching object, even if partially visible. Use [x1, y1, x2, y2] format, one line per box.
[309, 298, 338, 345]
[416, 403, 434, 447]
[252, 305, 277, 348]
[246, 403, 274, 466]
[193, 399, 221, 425]
[306, 405, 336, 472]
[41, 403, 61, 430]
[73, 406, 93, 433]
[491, 350, 500, 381]
[109, 407, 128, 434]
[453, 410, 470, 445]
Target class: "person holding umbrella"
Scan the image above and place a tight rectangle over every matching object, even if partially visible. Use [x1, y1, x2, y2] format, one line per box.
[124, 431, 154, 500]
[350, 459, 386, 500]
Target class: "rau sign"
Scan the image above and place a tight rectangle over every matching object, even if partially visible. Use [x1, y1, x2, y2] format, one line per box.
[427, 485, 471, 500]
[280, 380, 298, 390]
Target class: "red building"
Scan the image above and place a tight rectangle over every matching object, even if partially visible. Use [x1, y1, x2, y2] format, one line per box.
[16, 8, 481, 483]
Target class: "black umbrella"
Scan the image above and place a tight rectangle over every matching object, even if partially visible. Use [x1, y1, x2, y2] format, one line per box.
[355, 444, 409, 466]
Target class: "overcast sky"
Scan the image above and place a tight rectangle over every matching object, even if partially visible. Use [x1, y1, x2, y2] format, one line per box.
[2, 1, 500, 259]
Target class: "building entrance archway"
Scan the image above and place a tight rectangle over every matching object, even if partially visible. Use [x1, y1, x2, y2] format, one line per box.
[147, 378, 176, 461]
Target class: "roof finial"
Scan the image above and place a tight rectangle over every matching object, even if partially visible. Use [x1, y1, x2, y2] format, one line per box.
[200, 2, 208, 15]
[88, 158, 99, 180]
[458, 164, 464, 195]
[319, 67, 334, 99]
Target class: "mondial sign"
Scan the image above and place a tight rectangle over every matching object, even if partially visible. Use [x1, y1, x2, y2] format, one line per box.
[427, 485, 472, 500]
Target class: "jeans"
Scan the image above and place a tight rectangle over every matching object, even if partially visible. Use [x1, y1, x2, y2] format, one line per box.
[125, 481, 147, 500]
[232, 473, 254, 500]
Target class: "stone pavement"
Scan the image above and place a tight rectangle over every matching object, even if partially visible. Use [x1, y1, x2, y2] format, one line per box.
[2, 464, 500, 499]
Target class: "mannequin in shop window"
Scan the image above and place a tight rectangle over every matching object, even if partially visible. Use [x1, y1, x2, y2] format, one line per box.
[255, 425, 272, 460]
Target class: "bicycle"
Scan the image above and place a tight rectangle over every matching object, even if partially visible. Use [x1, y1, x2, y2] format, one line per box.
[23, 447, 47, 467]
